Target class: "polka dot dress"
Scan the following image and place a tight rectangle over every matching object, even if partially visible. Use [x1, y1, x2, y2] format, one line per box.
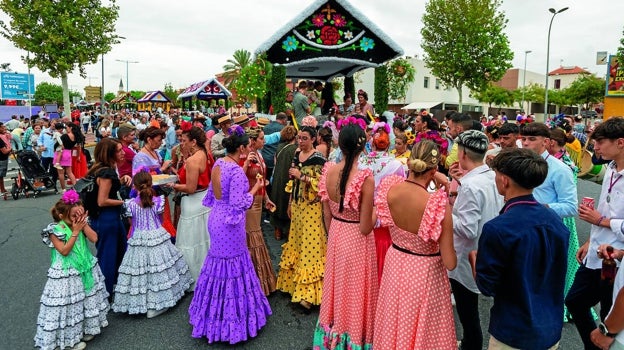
[372, 176, 456, 349]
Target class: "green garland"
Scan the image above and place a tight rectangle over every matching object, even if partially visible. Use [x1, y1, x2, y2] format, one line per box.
[270, 65, 287, 113]
[374, 65, 389, 113]
[386, 58, 416, 101]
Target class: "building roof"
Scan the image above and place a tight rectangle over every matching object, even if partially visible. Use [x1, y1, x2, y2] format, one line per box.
[548, 66, 590, 76]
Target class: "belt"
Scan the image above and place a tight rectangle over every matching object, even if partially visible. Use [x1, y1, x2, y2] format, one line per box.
[392, 243, 441, 257]
[332, 216, 359, 224]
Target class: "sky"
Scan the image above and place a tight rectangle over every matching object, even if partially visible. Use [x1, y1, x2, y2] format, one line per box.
[0, 0, 622, 97]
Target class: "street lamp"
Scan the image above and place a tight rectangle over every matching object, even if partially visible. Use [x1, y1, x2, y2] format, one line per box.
[521, 50, 532, 113]
[115, 59, 139, 93]
[544, 7, 569, 119]
[101, 36, 125, 115]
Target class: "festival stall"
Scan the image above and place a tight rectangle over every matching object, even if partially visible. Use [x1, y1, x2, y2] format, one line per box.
[177, 77, 232, 111]
[255, 0, 403, 80]
[137, 91, 172, 112]
[110, 92, 137, 111]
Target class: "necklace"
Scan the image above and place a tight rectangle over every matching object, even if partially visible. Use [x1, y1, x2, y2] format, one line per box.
[144, 146, 159, 160]
[405, 179, 429, 191]
[226, 155, 239, 163]
[607, 171, 622, 203]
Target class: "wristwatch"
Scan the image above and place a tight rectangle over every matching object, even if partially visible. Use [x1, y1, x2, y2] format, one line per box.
[598, 322, 618, 338]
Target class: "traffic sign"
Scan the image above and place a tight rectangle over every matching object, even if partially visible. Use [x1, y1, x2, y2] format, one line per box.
[0, 72, 35, 100]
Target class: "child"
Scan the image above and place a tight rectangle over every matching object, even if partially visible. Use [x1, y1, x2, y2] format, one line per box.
[35, 190, 109, 350]
[52, 122, 64, 170]
[112, 171, 192, 318]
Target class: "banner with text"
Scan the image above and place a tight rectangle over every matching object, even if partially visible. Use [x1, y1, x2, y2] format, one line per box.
[0, 72, 35, 100]
[607, 55, 624, 96]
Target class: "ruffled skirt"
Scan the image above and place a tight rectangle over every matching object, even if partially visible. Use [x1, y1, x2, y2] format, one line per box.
[188, 251, 272, 344]
[246, 195, 277, 296]
[34, 259, 110, 350]
[112, 226, 192, 314]
[176, 190, 210, 291]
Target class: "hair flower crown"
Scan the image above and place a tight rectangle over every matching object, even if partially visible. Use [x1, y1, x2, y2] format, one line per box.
[337, 116, 367, 131]
[229, 125, 245, 137]
[62, 189, 80, 204]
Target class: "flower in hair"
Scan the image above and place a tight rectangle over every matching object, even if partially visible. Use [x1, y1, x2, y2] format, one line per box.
[180, 120, 193, 132]
[372, 122, 390, 135]
[322, 120, 335, 129]
[302, 115, 318, 128]
[337, 116, 367, 131]
[62, 189, 80, 204]
[404, 130, 416, 145]
[229, 125, 245, 137]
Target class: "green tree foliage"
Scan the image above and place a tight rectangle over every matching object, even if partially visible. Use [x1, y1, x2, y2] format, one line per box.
[617, 27, 624, 67]
[33, 82, 80, 105]
[163, 83, 179, 107]
[386, 58, 416, 101]
[566, 74, 605, 109]
[0, 63, 11, 71]
[233, 54, 271, 104]
[421, 0, 513, 111]
[270, 65, 287, 114]
[473, 83, 513, 107]
[223, 49, 252, 90]
[0, 0, 119, 116]
[129, 90, 145, 101]
[374, 66, 389, 113]
[344, 76, 355, 100]
[104, 92, 116, 102]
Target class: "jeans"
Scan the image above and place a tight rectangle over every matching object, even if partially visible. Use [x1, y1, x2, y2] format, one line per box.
[91, 207, 127, 295]
[565, 265, 615, 350]
[451, 278, 483, 350]
[40, 157, 58, 184]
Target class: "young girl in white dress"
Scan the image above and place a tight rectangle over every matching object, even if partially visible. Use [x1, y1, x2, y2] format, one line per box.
[112, 171, 192, 318]
[35, 190, 110, 350]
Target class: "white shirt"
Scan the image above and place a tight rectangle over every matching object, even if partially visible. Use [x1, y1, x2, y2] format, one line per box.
[610, 266, 624, 346]
[585, 161, 624, 269]
[449, 164, 504, 292]
[136, 122, 148, 131]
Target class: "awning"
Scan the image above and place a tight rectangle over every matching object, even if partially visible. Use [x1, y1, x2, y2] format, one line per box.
[401, 101, 442, 110]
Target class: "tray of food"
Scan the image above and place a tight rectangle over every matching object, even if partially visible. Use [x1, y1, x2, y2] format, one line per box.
[151, 174, 178, 185]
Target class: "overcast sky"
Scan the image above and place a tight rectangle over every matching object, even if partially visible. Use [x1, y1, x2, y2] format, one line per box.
[1, 0, 622, 96]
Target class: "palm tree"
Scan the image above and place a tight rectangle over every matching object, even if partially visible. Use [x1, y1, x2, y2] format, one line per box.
[222, 49, 252, 90]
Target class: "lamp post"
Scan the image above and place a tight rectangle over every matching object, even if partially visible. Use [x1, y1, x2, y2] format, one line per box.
[115, 59, 139, 93]
[521, 50, 532, 113]
[101, 36, 126, 115]
[544, 7, 569, 120]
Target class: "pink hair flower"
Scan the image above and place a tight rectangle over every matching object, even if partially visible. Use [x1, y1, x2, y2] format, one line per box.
[62, 189, 80, 205]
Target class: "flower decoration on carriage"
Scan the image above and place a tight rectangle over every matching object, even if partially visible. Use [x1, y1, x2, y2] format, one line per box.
[337, 116, 367, 131]
[283, 3, 376, 53]
[229, 125, 246, 137]
[61, 189, 80, 205]
[404, 130, 416, 145]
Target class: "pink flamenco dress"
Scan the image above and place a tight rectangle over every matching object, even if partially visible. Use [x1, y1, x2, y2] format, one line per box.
[313, 163, 378, 350]
[372, 175, 456, 350]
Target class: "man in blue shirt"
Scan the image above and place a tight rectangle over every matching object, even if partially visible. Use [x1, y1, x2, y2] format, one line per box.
[476, 148, 569, 349]
[38, 119, 58, 186]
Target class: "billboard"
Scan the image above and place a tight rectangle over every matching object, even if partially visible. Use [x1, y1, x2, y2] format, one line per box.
[607, 55, 624, 96]
[0, 72, 35, 100]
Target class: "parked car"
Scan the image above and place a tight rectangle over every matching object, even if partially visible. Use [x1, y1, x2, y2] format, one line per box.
[581, 110, 598, 118]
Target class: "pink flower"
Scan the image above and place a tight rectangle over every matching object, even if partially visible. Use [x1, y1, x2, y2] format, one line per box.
[333, 14, 346, 27]
[312, 14, 325, 27]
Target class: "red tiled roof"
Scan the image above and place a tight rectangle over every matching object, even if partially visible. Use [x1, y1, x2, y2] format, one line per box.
[549, 66, 590, 76]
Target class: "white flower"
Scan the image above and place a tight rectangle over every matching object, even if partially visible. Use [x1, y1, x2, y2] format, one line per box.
[344, 31, 353, 40]
[306, 30, 316, 40]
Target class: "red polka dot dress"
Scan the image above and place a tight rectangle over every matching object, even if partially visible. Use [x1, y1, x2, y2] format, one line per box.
[373, 175, 456, 349]
[313, 164, 377, 349]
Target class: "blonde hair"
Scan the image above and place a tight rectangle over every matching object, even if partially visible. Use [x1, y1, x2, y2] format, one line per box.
[408, 140, 441, 175]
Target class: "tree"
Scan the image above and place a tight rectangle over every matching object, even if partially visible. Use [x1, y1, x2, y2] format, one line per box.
[617, 27, 624, 66]
[104, 92, 116, 102]
[222, 49, 252, 90]
[473, 83, 513, 108]
[566, 74, 605, 110]
[233, 54, 271, 105]
[129, 90, 145, 101]
[163, 83, 179, 107]
[0, 0, 119, 116]
[421, 0, 513, 112]
[374, 66, 389, 113]
[33, 82, 80, 105]
[0, 63, 10, 72]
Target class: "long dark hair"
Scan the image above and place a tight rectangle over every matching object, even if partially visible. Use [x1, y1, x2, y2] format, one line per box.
[68, 123, 85, 145]
[133, 171, 155, 208]
[337, 124, 366, 212]
[183, 126, 207, 154]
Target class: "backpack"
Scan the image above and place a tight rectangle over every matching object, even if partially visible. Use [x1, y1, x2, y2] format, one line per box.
[74, 174, 100, 218]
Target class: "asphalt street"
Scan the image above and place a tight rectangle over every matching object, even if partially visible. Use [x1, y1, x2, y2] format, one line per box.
[0, 173, 601, 349]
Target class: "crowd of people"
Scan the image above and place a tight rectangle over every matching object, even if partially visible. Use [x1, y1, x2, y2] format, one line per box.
[16, 92, 624, 350]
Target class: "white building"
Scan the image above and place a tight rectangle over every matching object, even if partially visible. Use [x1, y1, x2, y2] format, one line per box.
[353, 57, 484, 114]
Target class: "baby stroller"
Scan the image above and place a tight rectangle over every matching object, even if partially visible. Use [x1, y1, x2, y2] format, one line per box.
[9, 150, 57, 200]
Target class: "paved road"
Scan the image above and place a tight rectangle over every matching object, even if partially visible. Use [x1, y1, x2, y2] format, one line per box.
[0, 175, 601, 349]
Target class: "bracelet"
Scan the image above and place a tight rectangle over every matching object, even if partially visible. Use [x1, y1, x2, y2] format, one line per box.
[71, 234, 78, 238]
[596, 216, 606, 227]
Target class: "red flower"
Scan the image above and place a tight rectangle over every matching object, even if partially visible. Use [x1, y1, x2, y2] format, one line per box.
[320, 26, 340, 45]
[333, 14, 346, 27]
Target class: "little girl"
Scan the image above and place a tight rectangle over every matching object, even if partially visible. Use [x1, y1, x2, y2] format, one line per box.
[112, 171, 192, 318]
[35, 190, 109, 350]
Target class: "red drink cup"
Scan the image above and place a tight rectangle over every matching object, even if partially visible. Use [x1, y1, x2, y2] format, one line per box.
[581, 197, 595, 208]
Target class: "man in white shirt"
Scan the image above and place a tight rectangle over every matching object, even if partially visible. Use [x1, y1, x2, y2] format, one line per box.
[80, 112, 91, 133]
[449, 130, 504, 350]
[569, 117, 624, 349]
[210, 114, 232, 159]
